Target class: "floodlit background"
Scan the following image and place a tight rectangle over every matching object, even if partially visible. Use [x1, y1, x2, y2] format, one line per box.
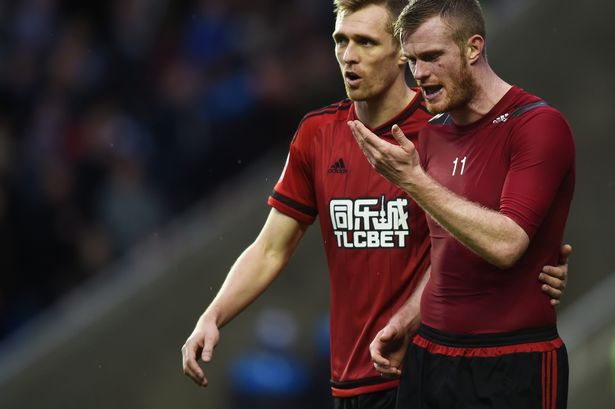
[0, 0, 613, 408]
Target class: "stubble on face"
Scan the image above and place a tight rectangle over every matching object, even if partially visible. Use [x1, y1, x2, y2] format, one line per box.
[427, 50, 477, 115]
[403, 16, 479, 115]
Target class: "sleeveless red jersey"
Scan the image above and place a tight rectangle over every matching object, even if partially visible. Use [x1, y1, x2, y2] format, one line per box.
[268, 92, 432, 396]
[418, 86, 575, 334]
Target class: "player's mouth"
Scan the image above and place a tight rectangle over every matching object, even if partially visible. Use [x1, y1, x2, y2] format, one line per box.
[345, 71, 362, 87]
[421, 84, 443, 101]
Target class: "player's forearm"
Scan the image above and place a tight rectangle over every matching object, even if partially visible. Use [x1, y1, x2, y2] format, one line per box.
[402, 170, 529, 269]
[200, 242, 291, 328]
[389, 266, 430, 334]
[197, 209, 307, 329]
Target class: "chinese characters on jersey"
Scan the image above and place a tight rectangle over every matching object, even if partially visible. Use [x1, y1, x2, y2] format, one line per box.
[329, 196, 410, 248]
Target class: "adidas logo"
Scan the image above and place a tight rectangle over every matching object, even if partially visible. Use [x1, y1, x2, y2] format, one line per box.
[328, 158, 348, 174]
[492, 113, 509, 124]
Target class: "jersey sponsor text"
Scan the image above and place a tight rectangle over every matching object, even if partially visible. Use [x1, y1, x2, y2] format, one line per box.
[329, 196, 409, 248]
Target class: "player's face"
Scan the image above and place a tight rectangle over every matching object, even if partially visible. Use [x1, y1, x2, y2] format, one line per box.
[402, 16, 477, 114]
[333, 4, 406, 102]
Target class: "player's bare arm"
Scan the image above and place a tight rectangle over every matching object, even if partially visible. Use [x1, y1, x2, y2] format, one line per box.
[349, 121, 528, 269]
[181, 209, 308, 387]
[370, 266, 430, 377]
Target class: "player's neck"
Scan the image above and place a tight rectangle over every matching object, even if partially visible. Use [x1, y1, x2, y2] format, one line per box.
[450, 66, 511, 126]
[354, 83, 416, 129]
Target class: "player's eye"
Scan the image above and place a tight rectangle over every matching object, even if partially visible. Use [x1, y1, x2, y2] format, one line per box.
[423, 53, 440, 62]
[358, 37, 375, 46]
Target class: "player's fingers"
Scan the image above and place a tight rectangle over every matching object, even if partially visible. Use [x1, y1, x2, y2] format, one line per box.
[539, 271, 565, 289]
[348, 122, 370, 158]
[348, 120, 365, 143]
[349, 121, 381, 149]
[541, 265, 565, 280]
[371, 352, 390, 367]
[374, 362, 401, 378]
[391, 124, 413, 150]
[370, 342, 391, 367]
[541, 283, 562, 300]
[201, 337, 216, 363]
[181, 342, 206, 385]
[181, 347, 201, 379]
[349, 120, 369, 140]
[348, 121, 380, 168]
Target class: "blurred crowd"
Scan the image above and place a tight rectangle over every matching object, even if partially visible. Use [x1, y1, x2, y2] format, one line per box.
[0, 0, 340, 341]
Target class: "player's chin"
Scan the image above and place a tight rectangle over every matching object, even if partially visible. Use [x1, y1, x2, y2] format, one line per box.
[345, 88, 369, 102]
[424, 100, 448, 115]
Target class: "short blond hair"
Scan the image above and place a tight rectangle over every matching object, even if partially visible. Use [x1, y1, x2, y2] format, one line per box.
[394, 0, 486, 55]
[334, 0, 409, 35]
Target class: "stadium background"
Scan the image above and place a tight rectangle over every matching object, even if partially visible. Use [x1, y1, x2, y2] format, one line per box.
[0, 0, 613, 408]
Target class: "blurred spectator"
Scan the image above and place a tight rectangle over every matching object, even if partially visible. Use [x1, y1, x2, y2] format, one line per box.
[0, 0, 339, 342]
[228, 308, 311, 409]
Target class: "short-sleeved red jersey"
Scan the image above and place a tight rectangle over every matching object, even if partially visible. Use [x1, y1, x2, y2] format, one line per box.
[418, 86, 575, 334]
[268, 92, 432, 396]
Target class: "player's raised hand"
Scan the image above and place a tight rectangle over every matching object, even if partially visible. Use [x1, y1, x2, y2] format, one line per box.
[181, 319, 220, 387]
[540, 244, 572, 306]
[348, 121, 422, 187]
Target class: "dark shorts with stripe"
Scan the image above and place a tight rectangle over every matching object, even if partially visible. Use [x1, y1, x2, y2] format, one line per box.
[333, 388, 397, 409]
[397, 325, 568, 409]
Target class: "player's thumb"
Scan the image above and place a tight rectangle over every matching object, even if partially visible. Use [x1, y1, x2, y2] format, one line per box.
[561, 243, 573, 261]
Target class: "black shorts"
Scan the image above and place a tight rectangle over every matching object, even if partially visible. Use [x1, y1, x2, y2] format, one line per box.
[334, 388, 397, 409]
[397, 325, 568, 409]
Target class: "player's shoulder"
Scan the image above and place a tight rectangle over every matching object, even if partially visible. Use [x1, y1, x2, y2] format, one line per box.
[506, 90, 574, 149]
[290, 99, 352, 144]
[507, 87, 566, 123]
[299, 99, 353, 127]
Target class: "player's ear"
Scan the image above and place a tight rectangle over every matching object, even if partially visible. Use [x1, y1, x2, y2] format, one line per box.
[398, 51, 408, 66]
[465, 34, 484, 64]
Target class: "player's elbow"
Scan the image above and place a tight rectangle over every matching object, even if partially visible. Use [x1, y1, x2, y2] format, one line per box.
[491, 250, 522, 270]
[490, 234, 529, 270]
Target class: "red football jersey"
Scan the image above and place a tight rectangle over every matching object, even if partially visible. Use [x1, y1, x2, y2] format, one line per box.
[418, 86, 575, 334]
[268, 92, 432, 396]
